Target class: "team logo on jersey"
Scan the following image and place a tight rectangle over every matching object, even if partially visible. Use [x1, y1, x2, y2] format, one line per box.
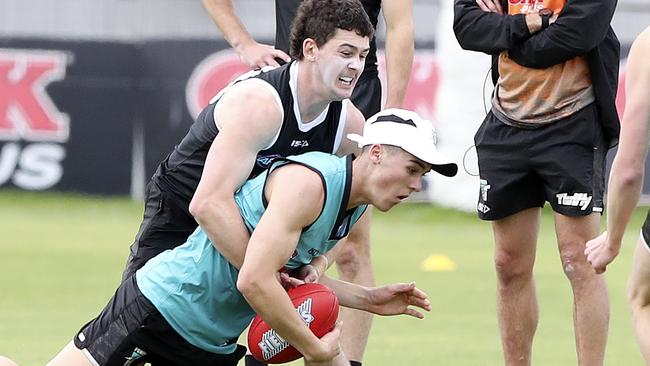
[258, 298, 314, 360]
[256, 154, 282, 169]
[556, 193, 592, 211]
[290, 139, 309, 148]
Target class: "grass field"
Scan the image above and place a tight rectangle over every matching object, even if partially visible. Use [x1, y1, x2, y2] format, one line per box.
[0, 190, 646, 365]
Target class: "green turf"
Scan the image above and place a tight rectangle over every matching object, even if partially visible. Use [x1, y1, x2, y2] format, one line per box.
[0, 190, 645, 365]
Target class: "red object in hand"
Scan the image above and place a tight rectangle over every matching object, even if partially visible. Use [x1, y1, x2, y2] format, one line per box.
[247, 283, 339, 364]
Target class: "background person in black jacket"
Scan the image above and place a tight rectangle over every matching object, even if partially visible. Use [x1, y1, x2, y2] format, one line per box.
[454, 0, 619, 365]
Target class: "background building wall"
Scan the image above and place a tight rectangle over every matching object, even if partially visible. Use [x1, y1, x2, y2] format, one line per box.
[0, 0, 438, 43]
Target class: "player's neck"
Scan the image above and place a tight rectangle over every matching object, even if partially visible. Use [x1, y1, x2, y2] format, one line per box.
[295, 61, 334, 122]
[347, 158, 372, 209]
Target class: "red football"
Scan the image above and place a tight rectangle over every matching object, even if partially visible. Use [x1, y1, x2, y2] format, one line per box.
[247, 283, 340, 364]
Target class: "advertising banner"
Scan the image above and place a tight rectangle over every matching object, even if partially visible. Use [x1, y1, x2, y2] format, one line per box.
[0, 37, 645, 208]
[0, 39, 135, 195]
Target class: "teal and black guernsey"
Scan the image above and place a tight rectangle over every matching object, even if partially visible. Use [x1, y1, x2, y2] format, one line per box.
[136, 152, 367, 354]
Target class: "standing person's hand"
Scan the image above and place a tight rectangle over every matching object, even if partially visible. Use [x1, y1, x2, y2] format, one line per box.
[237, 41, 291, 70]
[585, 231, 621, 274]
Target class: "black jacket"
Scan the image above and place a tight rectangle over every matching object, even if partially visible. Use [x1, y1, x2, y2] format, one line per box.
[453, 0, 620, 147]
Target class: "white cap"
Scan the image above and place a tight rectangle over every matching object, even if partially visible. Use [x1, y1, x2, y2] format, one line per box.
[347, 108, 458, 177]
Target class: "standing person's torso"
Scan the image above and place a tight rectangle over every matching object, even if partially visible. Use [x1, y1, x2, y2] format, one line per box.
[153, 61, 349, 203]
[274, 0, 381, 78]
[137, 152, 367, 354]
[492, 0, 595, 126]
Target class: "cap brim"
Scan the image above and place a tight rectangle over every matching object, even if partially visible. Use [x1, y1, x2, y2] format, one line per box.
[430, 162, 458, 177]
[347, 133, 458, 177]
[404, 146, 458, 177]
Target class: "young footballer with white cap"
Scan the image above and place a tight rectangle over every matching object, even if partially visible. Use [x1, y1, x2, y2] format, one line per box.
[47, 109, 456, 366]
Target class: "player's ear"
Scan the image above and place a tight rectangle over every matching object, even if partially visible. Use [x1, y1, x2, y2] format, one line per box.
[368, 144, 382, 165]
[302, 38, 317, 62]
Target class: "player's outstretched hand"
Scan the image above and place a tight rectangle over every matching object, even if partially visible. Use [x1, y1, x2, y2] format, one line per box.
[585, 231, 621, 274]
[366, 282, 431, 319]
[238, 41, 291, 70]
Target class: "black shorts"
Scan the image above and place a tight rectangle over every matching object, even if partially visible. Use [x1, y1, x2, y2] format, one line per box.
[74, 276, 246, 366]
[122, 181, 197, 280]
[474, 104, 607, 220]
[351, 72, 381, 119]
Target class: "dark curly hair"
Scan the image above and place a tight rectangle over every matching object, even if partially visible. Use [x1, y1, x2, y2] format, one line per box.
[290, 0, 375, 60]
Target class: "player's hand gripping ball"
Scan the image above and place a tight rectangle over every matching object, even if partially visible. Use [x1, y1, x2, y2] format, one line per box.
[247, 283, 339, 363]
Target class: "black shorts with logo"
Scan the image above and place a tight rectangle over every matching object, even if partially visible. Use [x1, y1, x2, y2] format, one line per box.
[74, 276, 246, 366]
[474, 104, 607, 220]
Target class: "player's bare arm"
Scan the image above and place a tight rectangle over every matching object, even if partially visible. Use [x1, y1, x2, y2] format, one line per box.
[382, 0, 414, 109]
[318, 275, 431, 319]
[202, 0, 290, 69]
[238, 164, 341, 363]
[189, 80, 283, 269]
[585, 27, 650, 273]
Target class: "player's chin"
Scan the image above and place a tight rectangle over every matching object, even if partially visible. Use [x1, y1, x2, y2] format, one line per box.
[375, 200, 397, 212]
[332, 85, 354, 100]
[332, 91, 352, 101]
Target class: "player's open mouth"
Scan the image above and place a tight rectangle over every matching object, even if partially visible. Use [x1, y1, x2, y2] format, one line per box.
[338, 76, 354, 86]
[397, 195, 409, 201]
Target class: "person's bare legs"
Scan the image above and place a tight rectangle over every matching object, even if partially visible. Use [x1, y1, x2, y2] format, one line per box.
[555, 212, 607, 366]
[627, 236, 650, 365]
[46, 341, 95, 366]
[335, 211, 374, 363]
[493, 208, 541, 366]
